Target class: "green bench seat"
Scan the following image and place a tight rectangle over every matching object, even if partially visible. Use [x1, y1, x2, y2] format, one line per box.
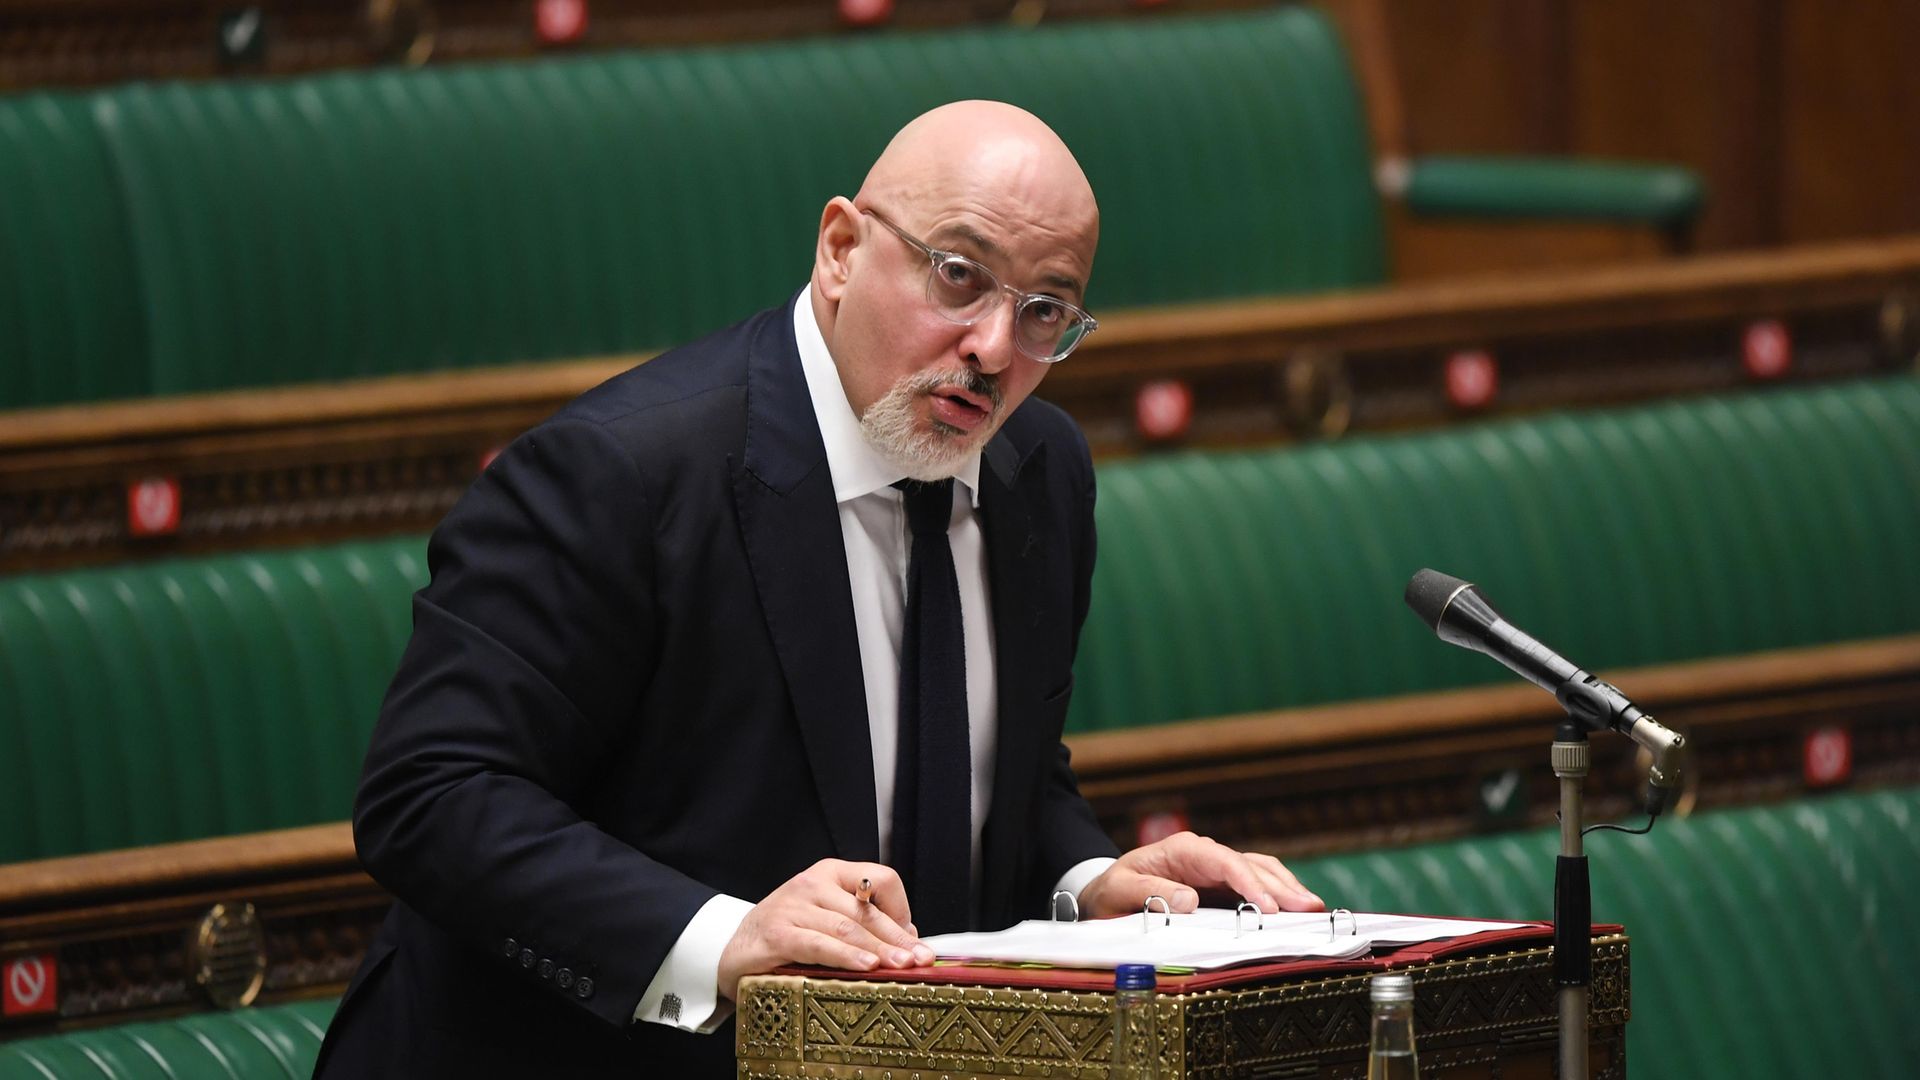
[5, 790, 1907, 1080]
[0, 7, 1696, 409]
[4, 377, 1913, 862]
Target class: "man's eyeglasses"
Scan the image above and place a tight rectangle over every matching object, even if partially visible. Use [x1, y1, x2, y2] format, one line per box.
[861, 208, 1097, 363]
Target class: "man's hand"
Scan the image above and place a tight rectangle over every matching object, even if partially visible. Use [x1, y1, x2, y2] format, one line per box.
[717, 860, 936, 1001]
[1078, 832, 1324, 919]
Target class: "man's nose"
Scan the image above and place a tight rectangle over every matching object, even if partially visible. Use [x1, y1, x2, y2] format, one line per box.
[959, 299, 1018, 374]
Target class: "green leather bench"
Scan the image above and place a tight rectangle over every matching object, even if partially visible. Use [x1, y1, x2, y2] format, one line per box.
[1069, 372, 1920, 729]
[3, 789, 1908, 1080]
[0, 996, 335, 1078]
[1286, 784, 1920, 1080]
[2, 376, 1912, 862]
[0, 6, 1699, 408]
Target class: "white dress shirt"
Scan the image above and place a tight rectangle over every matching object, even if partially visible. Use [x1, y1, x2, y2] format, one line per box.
[636, 289, 1113, 1031]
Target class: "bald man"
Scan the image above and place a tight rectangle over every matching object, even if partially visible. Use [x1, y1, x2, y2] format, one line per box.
[313, 102, 1320, 1080]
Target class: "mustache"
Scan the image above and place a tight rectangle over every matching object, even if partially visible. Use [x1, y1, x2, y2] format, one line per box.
[908, 367, 1005, 410]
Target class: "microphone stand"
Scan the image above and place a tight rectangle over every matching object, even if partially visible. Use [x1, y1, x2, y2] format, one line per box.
[1551, 719, 1591, 1080]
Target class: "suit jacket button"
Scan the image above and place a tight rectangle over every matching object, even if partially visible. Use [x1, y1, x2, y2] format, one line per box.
[575, 976, 594, 999]
[556, 969, 574, 989]
[502, 938, 519, 958]
[519, 948, 536, 969]
[537, 959, 554, 980]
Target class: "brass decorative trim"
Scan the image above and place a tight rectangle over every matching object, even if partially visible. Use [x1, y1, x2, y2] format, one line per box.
[188, 902, 268, 1010]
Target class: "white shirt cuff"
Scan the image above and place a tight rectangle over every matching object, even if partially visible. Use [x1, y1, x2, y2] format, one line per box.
[634, 893, 756, 1033]
[1052, 857, 1118, 917]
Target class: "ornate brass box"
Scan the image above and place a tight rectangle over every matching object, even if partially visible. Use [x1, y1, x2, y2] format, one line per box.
[738, 934, 1627, 1079]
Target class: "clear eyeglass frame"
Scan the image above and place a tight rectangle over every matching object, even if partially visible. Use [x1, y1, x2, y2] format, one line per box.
[861, 207, 1097, 363]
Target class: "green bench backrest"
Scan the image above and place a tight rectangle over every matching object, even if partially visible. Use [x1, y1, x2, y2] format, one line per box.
[0, 540, 427, 862]
[1069, 374, 1920, 730]
[0, 7, 1379, 408]
[1287, 785, 1920, 1080]
[0, 95, 147, 406]
[0, 996, 336, 1079]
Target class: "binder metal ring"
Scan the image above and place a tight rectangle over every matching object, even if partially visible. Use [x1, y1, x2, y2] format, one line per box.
[1235, 901, 1262, 937]
[1050, 889, 1080, 923]
[1141, 895, 1172, 932]
[1327, 908, 1357, 939]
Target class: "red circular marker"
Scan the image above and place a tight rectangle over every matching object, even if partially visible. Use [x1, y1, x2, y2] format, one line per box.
[1742, 319, 1792, 379]
[127, 477, 182, 537]
[1134, 379, 1193, 442]
[1445, 349, 1499, 410]
[535, 0, 588, 44]
[1136, 809, 1190, 847]
[3, 955, 57, 1016]
[1803, 726, 1852, 788]
[837, 0, 893, 26]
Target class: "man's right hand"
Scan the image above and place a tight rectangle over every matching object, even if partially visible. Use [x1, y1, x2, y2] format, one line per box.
[717, 860, 935, 1001]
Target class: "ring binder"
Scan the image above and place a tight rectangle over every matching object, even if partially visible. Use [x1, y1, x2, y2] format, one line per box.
[1142, 895, 1172, 932]
[1235, 901, 1262, 937]
[1328, 908, 1357, 940]
[1051, 890, 1080, 923]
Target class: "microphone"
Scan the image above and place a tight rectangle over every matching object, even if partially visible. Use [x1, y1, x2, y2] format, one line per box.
[1405, 568, 1686, 813]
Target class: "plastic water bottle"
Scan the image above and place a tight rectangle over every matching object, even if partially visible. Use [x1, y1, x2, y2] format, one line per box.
[1367, 972, 1419, 1079]
[1111, 962, 1158, 1079]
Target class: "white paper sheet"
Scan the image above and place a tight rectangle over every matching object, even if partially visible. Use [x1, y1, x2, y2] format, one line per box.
[924, 909, 1526, 972]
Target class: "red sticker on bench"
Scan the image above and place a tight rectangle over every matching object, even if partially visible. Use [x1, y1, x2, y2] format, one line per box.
[1803, 726, 1851, 788]
[535, 0, 588, 44]
[1743, 319, 1791, 379]
[3, 955, 56, 1017]
[1445, 349, 1498, 410]
[128, 476, 182, 537]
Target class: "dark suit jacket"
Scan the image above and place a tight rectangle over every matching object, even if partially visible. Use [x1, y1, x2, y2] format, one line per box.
[313, 295, 1118, 1078]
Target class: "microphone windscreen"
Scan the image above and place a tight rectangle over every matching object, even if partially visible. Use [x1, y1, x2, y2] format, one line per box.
[1404, 568, 1470, 631]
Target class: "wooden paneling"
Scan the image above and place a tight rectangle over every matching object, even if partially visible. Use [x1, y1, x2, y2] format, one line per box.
[1779, 1, 1920, 243]
[1321, 0, 1920, 274]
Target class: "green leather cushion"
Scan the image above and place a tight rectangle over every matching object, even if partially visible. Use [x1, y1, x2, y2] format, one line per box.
[1288, 785, 1920, 1080]
[0, 7, 1381, 407]
[0, 539, 427, 862]
[1069, 374, 1920, 730]
[0, 996, 337, 1079]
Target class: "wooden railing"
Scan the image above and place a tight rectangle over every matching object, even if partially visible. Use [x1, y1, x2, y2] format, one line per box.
[3, 236, 1915, 575]
[4, 633, 1915, 1037]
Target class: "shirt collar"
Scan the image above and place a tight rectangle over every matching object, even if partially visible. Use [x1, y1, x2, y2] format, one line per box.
[793, 285, 982, 508]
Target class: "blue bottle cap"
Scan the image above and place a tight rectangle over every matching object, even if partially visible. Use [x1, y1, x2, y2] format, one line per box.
[1115, 963, 1157, 990]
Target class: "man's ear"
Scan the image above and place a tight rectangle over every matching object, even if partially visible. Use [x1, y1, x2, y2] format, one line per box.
[813, 196, 860, 302]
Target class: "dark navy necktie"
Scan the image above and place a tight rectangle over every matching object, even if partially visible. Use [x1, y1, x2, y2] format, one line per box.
[890, 478, 972, 935]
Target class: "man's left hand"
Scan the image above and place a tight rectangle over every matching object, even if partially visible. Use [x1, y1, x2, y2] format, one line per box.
[1078, 832, 1325, 919]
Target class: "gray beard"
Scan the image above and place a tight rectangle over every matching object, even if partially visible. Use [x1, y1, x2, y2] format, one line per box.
[857, 368, 1003, 481]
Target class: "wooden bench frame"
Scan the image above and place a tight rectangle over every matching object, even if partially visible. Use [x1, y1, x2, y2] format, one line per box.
[4, 633, 1915, 1037]
[2, 236, 1916, 574]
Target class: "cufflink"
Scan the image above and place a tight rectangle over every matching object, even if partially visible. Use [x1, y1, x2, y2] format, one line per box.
[659, 993, 682, 1022]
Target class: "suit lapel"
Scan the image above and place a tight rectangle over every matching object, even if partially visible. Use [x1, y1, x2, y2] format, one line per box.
[977, 432, 1053, 924]
[731, 299, 879, 863]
